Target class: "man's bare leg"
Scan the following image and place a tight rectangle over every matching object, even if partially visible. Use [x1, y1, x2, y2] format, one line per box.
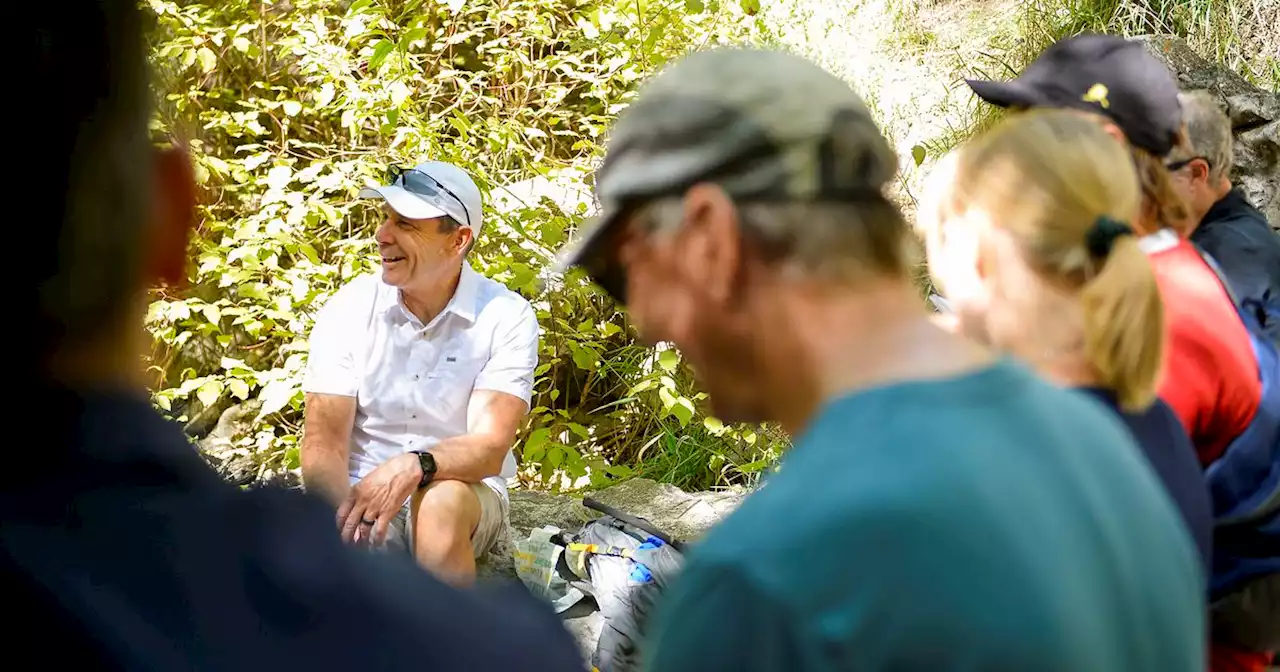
[410, 479, 481, 586]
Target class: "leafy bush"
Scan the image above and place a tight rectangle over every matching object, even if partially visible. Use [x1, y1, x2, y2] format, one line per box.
[144, 0, 784, 492]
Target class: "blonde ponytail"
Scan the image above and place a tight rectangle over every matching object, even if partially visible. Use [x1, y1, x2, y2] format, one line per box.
[920, 109, 1167, 411]
[1080, 234, 1165, 411]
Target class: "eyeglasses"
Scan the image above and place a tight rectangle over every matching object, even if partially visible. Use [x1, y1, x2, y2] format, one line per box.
[1165, 156, 1209, 172]
[386, 166, 472, 228]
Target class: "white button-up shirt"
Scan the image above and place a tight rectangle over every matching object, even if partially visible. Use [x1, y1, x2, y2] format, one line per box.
[302, 264, 539, 500]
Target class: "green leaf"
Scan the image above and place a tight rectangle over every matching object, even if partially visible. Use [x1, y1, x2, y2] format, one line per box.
[685, 0, 706, 13]
[523, 428, 550, 462]
[657, 349, 679, 372]
[282, 100, 302, 117]
[912, 144, 927, 167]
[670, 396, 695, 427]
[314, 82, 335, 108]
[658, 386, 677, 410]
[196, 47, 217, 73]
[201, 303, 221, 325]
[232, 36, 251, 53]
[369, 39, 395, 70]
[546, 446, 565, 468]
[228, 378, 251, 400]
[196, 379, 223, 407]
[604, 464, 633, 479]
[237, 283, 270, 301]
[257, 379, 298, 418]
[568, 343, 598, 370]
[627, 379, 655, 395]
[703, 416, 725, 432]
[399, 27, 429, 50]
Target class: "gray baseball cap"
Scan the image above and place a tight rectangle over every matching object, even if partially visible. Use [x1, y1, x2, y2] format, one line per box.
[554, 46, 897, 300]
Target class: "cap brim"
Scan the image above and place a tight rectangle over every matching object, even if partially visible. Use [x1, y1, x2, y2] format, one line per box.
[358, 185, 449, 221]
[964, 79, 1046, 109]
[552, 207, 627, 303]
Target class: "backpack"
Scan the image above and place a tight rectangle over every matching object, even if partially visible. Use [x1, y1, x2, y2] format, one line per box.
[549, 498, 687, 672]
[1195, 247, 1280, 599]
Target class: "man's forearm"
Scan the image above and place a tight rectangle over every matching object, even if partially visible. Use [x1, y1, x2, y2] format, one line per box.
[425, 434, 508, 483]
[301, 440, 351, 505]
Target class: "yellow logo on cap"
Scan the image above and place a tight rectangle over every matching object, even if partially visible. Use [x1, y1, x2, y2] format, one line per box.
[1082, 83, 1110, 109]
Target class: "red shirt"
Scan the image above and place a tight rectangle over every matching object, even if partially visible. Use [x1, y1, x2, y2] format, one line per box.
[1146, 231, 1261, 466]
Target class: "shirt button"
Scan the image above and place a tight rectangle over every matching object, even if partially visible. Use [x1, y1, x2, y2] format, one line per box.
[414, 375, 419, 380]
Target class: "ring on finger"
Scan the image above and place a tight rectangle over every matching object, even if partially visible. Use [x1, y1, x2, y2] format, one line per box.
[361, 517, 376, 525]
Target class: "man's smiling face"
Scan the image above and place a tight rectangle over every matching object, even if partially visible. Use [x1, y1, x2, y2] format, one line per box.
[374, 205, 470, 289]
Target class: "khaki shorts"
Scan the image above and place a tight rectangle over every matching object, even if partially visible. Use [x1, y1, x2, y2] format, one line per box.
[381, 481, 507, 559]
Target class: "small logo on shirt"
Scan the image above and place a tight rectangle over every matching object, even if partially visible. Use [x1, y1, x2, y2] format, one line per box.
[445, 356, 457, 363]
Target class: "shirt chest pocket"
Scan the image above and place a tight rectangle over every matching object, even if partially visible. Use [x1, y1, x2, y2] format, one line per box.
[412, 344, 487, 425]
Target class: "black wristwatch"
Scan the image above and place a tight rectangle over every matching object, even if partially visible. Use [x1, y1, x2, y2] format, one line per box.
[410, 450, 437, 489]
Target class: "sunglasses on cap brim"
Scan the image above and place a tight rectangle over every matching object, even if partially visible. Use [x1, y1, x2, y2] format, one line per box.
[385, 166, 472, 228]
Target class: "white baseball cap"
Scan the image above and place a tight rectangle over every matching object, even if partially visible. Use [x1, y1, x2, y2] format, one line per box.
[359, 161, 484, 235]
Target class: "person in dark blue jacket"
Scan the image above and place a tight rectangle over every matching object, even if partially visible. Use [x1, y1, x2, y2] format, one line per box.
[1170, 90, 1280, 343]
[7, 3, 583, 670]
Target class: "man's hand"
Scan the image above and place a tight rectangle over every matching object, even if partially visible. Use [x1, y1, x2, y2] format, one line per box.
[336, 453, 422, 547]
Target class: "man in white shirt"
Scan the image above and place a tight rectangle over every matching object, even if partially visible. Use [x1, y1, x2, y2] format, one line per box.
[301, 161, 539, 586]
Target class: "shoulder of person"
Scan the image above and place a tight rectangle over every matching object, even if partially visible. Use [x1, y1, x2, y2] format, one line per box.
[471, 269, 536, 324]
[311, 272, 384, 323]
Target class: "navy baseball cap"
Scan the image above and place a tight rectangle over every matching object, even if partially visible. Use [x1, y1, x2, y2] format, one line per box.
[965, 34, 1183, 157]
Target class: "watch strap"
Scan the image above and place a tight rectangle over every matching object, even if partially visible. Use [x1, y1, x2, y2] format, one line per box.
[410, 450, 436, 489]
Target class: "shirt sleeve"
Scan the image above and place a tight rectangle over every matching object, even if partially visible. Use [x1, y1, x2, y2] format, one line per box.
[643, 559, 802, 672]
[473, 299, 539, 404]
[301, 284, 365, 398]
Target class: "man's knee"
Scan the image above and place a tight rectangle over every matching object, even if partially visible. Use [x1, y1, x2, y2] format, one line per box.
[411, 479, 481, 539]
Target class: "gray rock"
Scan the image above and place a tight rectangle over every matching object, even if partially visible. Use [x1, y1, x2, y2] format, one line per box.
[1136, 35, 1280, 228]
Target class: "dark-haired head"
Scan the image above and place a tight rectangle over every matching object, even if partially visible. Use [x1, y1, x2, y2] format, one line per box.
[34, 1, 197, 385]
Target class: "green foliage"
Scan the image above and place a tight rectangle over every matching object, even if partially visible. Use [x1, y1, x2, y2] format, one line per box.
[144, 0, 783, 490]
[1019, 0, 1278, 88]
[921, 0, 1277, 160]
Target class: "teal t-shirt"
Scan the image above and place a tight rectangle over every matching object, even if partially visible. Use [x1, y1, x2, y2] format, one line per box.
[645, 360, 1204, 671]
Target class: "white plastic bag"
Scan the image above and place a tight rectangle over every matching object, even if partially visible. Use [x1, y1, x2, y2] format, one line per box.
[513, 525, 585, 613]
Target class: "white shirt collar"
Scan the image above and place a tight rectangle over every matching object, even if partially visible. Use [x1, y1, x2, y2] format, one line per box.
[1138, 228, 1180, 255]
[381, 263, 481, 328]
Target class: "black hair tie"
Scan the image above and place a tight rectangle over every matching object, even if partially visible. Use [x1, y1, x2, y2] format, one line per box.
[1085, 215, 1133, 257]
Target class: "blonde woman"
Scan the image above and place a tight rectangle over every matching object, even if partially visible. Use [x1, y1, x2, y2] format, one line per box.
[919, 109, 1212, 582]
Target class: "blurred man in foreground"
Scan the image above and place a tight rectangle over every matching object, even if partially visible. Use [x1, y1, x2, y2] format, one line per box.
[556, 45, 1204, 671]
[8, 2, 582, 669]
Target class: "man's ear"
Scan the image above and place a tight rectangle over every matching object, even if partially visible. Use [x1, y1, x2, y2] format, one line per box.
[455, 225, 475, 255]
[1190, 158, 1211, 184]
[682, 183, 741, 306]
[146, 146, 197, 288]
